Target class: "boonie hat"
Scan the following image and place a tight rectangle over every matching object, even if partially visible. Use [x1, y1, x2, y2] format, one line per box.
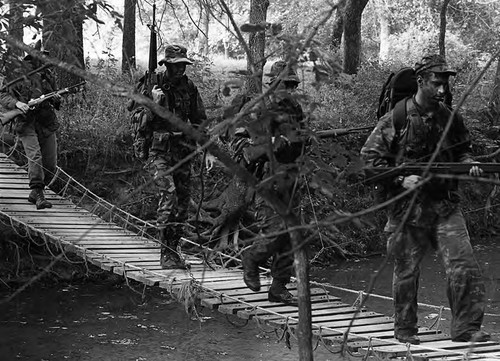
[414, 54, 457, 76]
[267, 60, 300, 83]
[158, 44, 193, 66]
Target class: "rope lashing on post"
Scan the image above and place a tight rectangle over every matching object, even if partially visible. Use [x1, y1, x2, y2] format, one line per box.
[405, 342, 416, 361]
[352, 290, 364, 308]
[429, 305, 445, 331]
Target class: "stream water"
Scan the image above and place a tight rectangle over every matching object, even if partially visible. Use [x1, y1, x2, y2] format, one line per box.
[312, 236, 500, 340]
[0, 238, 499, 361]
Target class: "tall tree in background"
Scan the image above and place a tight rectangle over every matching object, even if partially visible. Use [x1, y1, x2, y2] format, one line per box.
[342, 0, 369, 74]
[122, 0, 137, 74]
[488, 57, 500, 125]
[7, 0, 23, 58]
[40, 0, 85, 86]
[375, 0, 391, 63]
[331, 0, 346, 49]
[198, 1, 210, 56]
[245, 0, 269, 94]
[3, 0, 24, 79]
[439, 0, 451, 57]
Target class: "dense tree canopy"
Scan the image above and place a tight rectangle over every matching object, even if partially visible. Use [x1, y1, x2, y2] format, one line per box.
[1, 2, 500, 360]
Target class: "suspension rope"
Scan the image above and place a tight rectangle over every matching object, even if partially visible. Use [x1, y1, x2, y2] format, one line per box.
[1, 146, 500, 358]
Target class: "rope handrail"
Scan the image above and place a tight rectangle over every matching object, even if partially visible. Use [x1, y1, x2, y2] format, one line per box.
[1, 146, 499, 359]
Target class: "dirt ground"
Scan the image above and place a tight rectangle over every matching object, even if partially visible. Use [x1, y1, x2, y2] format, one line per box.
[0, 279, 347, 361]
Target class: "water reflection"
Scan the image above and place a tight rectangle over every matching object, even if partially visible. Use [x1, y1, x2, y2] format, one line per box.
[311, 239, 500, 336]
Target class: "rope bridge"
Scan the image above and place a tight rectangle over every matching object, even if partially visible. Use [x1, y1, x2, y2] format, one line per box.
[0, 151, 499, 361]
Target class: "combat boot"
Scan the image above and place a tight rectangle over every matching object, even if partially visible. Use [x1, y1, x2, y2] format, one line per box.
[242, 250, 261, 292]
[158, 226, 189, 270]
[452, 330, 491, 343]
[160, 248, 190, 270]
[28, 188, 52, 210]
[268, 278, 297, 305]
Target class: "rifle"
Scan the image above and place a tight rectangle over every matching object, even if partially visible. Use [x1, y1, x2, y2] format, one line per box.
[0, 81, 86, 126]
[144, 3, 158, 97]
[364, 162, 500, 185]
[307, 125, 373, 139]
[242, 125, 374, 162]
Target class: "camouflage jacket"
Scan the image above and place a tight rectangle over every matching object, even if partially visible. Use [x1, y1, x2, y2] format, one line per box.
[0, 67, 60, 132]
[230, 91, 306, 175]
[150, 74, 207, 132]
[361, 97, 473, 227]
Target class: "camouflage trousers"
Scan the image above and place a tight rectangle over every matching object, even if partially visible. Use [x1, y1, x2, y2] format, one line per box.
[145, 148, 191, 250]
[245, 165, 303, 283]
[387, 208, 485, 339]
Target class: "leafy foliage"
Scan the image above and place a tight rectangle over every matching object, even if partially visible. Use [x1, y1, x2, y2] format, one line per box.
[1, 0, 500, 261]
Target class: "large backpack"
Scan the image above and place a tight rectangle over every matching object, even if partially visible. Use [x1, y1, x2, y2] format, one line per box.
[372, 67, 454, 203]
[377, 67, 418, 135]
[377, 67, 453, 134]
[370, 68, 418, 204]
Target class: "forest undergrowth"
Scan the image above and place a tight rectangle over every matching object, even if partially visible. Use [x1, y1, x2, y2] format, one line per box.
[1, 58, 500, 286]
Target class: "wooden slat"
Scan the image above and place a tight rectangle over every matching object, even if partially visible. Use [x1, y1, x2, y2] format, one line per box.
[203, 288, 329, 312]
[214, 295, 332, 315]
[259, 308, 380, 322]
[237, 300, 345, 319]
[364, 341, 500, 360]
[1, 155, 499, 361]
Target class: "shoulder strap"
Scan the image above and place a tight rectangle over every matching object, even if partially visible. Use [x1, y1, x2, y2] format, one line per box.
[389, 96, 413, 161]
[392, 96, 409, 138]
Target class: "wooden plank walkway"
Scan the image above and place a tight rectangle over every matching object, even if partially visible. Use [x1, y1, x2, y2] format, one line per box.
[0, 154, 499, 360]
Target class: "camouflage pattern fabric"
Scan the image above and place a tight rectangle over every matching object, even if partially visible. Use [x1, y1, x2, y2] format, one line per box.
[389, 209, 485, 339]
[250, 164, 301, 281]
[233, 91, 305, 283]
[142, 74, 206, 249]
[361, 97, 486, 339]
[145, 137, 192, 249]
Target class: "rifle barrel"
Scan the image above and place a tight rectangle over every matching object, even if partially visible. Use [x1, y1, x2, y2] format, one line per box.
[0, 81, 85, 126]
[364, 162, 500, 184]
[311, 126, 373, 139]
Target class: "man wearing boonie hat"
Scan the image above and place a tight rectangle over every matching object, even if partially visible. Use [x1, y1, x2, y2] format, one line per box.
[361, 54, 491, 344]
[144, 44, 207, 270]
[235, 60, 307, 305]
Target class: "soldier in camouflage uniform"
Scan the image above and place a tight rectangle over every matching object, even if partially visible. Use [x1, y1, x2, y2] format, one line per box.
[361, 54, 490, 344]
[234, 61, 306, 305]
[0, 46, 61, 210]
[137, 45, 207, 269]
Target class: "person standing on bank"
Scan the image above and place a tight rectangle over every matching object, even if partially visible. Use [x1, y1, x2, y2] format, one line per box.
[361, 54, 490, 344]
[0, 44, 61, 210]
[143, 45, 207, 270]
[235, 60, 306, 305]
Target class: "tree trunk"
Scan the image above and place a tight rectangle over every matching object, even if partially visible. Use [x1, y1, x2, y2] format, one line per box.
[439, 0, 451, 57]
[488, 59, 500, 126]
[331, 0, 346, 49]
[3, 0, 24, 82]
[342, 0, 369, 74]
[376, 0, 391, 64]
[198, 2, 210, 56]
[40, 0, 85, 87]
[290, 229, 313, 361]
[122, 0, 137, 74]
[223, 36, 230, 59]
[8, 0, 23, 58]
[245, 0, 269, 95]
